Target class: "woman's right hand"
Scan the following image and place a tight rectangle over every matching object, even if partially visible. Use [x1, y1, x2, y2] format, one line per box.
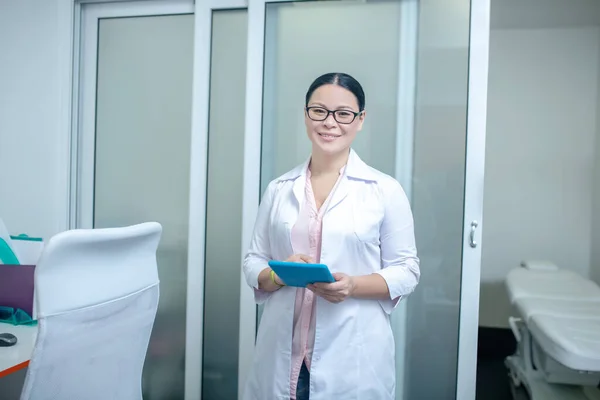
[258, 254, 313, 292]
[286, 254, 314, 264]
[273, 254, 314, 286]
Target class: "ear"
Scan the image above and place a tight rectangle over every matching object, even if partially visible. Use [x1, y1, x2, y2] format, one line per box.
[356, 110, 366, 131]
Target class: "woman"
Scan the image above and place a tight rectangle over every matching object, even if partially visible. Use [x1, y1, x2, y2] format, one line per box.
[242, 72, 420, 400]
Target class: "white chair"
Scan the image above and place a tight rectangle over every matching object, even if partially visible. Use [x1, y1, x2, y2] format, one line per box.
[19, 222, 162, 400]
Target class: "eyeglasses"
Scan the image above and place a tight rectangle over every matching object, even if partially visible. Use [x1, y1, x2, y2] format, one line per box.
[305, 106, 361, 124]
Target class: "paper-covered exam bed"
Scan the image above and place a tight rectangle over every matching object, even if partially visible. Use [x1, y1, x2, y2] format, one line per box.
[505, 262, 600, 400]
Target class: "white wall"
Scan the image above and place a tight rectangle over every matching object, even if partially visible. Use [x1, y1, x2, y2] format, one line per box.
[481, 0, 600, 328]
[0, 0, 70, 240]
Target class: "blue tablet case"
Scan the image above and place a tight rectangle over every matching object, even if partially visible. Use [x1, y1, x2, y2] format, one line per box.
[268, 260, 335, 288]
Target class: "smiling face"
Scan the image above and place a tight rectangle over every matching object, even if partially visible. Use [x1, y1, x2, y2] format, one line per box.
[304, 84, 365, 157]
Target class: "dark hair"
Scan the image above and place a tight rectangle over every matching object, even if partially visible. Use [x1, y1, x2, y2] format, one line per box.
[305, 72, 365, 111]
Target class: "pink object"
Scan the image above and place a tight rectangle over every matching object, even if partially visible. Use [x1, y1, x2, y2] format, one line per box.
[289, 166, 344, 399]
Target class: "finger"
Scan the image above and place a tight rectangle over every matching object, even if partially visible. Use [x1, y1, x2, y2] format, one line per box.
[314, 290, 344, 303]
[317, 281, 344, 291]
[312, 290, 332, 300]
[307, 285, 322, 294]
[330, 281, 346, 290]
[333, 272, 346, 281]
[314, 290, 342, 302]
[298, 254, 314, 263]
[313, 288, 332, 299]
[275, 274, 286, 286]
[324, 295, 341, 304]
[286, 254, 307, 263]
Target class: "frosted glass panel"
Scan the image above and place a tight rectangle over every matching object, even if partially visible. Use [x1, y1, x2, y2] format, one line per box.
[260, 1, 401, 193]
[405, 1, 470, 398]
[202, 9, 248, 400]
[259, 1, 471, 399]
[93, 14, 193, 400]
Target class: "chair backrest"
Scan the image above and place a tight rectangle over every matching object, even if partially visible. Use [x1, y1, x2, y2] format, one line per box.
[20, 222, 162, 400]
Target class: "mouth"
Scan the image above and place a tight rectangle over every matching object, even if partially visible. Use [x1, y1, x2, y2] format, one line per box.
[318, 133, 342, 140]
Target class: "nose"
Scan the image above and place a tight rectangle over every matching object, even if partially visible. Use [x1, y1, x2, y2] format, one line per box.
[323, 113, 337, 127]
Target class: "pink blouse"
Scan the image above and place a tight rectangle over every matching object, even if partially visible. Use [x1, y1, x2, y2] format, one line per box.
[288, 166, 345, 399]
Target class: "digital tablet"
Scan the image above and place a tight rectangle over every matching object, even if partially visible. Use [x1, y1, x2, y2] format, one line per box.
[268, 260, 335, 288]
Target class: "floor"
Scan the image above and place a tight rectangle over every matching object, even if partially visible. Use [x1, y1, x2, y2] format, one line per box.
[476, 327, 526, 400]
[476, 358, 529, 400]
[2, 350, 529, 400]
[0, 367, 26, 400]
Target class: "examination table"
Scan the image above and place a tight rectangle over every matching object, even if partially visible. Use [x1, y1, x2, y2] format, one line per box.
[505, 262, 600, 400]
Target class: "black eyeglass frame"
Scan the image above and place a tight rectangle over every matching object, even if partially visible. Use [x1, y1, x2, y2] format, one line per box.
[305, 106, 363, 124]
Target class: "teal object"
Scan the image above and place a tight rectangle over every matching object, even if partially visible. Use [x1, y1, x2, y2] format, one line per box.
[267, 260, 335, 287]
[10, 234, 43, 242]
[0, 238, 19, 264]
[0, 306, 36, 326]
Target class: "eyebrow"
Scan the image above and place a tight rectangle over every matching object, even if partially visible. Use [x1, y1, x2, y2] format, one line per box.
[309, 102, 357, 110]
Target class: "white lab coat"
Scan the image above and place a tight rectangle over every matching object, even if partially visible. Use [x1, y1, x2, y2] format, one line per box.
[242, 149, 420, 400]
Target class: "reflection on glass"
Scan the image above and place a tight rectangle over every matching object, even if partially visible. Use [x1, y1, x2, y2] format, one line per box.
[93, 15, 194, 400]
[405, 1, 470, 398]
[260, 1, 401, 192]
[202, 9, 248, 400]
[259, 1, 471, 399]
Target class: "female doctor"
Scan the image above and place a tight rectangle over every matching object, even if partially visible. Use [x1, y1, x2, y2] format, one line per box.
[242, 72, 420, 400]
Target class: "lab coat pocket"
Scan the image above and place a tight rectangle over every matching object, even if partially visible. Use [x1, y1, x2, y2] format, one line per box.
[352, 203, 382, 245]
[269, 217, 294, 260]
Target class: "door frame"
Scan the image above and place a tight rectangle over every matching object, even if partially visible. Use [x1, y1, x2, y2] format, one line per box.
[241, 1, 491, 400]
[74, 0, 194, 229]
[456, 0, 490, 398]
[192, 2, 248, 399]
[241, 1, 420, 398]
[63, 1, 206, 399]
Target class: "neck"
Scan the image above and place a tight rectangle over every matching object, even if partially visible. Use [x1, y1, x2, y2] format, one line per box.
[310, 148, 350, 176]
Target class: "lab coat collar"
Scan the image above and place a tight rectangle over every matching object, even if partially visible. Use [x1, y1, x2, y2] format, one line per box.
[276, 148, 379, 183]
[278, 149, 378, 212]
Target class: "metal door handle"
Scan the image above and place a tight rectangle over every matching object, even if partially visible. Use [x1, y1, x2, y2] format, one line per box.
[469, 220, 478, 248]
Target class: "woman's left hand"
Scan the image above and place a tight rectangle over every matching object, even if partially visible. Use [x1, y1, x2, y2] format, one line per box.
[308, 273, 355, 303]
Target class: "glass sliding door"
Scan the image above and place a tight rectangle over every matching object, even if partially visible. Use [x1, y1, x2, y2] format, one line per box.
[77, 2, 195, 399]
[191, 2, 250, 399]
[202, 7, 248, 400]
[240, 0, 489, 399]
[406, 1, 471, 397]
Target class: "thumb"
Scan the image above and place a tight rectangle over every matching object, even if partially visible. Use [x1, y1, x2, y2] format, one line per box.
[333, 272, 345, 281]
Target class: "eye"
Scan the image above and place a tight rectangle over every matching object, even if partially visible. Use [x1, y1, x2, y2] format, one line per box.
[312, 108, 326, 116]
[337, 111, 353, 118]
